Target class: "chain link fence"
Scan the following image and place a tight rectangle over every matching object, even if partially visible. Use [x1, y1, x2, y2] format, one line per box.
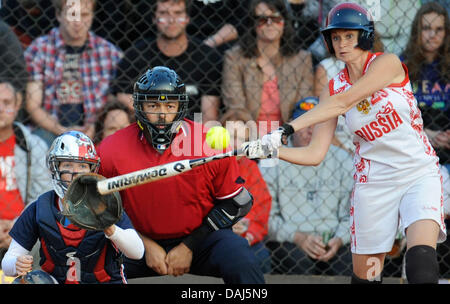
[0, 0, 448, 281]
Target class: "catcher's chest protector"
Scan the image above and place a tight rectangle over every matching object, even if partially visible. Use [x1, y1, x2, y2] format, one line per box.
[34, 191, 124, 284]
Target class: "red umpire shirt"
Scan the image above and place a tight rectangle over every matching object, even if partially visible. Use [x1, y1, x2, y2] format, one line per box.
[97, 119, 243, 240]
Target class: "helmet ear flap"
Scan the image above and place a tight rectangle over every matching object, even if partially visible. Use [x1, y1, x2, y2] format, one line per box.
[357, 24, 375, 51]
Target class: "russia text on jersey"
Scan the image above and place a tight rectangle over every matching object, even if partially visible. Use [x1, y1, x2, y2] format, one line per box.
[355, 105, 404, 142]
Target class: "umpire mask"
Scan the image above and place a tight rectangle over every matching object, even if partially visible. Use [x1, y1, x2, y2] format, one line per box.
[133, 66, 189, 151]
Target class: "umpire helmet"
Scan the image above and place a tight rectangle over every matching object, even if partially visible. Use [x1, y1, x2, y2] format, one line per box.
[12, 270, 59, 284]
[133, 66, 188, 151]
[46, 131, 100, 199]
[321, 2, 375, 55]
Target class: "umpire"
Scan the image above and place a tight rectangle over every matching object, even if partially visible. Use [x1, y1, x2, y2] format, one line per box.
[97, 66, 265, 283]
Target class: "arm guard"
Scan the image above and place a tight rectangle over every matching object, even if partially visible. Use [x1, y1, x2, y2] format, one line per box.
[205, 187, 253, 230]
[182, 187, 253, 251]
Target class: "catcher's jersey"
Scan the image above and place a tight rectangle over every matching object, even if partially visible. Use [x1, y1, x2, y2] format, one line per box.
[329, 52, 440, 183]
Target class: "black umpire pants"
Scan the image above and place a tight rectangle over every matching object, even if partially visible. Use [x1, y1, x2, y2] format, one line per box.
[123, 229, 266, 284]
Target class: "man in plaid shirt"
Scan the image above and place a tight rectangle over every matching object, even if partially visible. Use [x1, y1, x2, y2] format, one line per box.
[24, 0, 122, 146]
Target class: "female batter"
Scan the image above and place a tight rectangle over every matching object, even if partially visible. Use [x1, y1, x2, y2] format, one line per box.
[251, 2, 447, 283]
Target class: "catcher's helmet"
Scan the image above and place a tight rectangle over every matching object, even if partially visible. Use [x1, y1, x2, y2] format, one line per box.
[12, 270, 59, 284]
[46, 131, 100, 199]
[321, 2, 374, 55]
[133, 66, 188, 151]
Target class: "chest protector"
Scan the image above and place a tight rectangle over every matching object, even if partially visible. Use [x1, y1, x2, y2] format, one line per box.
[35, 191, 125, 284]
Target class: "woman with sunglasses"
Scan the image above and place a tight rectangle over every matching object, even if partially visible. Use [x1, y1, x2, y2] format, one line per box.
[247, 2, 447, 284]
[221, 0, 313, 138]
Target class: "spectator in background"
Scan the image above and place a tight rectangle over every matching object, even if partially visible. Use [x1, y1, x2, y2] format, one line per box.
[401, 1, 449, 173]
[90, 0, 137, 52]
[0, 0, 56, 49]
[0, 0, 150, 53]
[313, 31, 385, 155]
[93, 99, 133, 146]
[111, 0, 223, 123]
[222, 112, 272, 274]
[0, 18, 29, 123]
[421, 0, 450, 15]
[221, 0, 313, 137]
[24, 0, 123, 147]
[401, 1, 450, 279]
[0, 81, 52, 260]
[0, 0, 139, 53]
[187, 0, 250, 53]
[261, 97, 353, 276]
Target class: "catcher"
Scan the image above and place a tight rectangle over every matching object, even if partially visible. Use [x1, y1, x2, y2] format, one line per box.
[0, 131, 144, 284]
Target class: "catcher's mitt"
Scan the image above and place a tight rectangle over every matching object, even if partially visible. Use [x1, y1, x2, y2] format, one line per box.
[12, 270, 59, 284]
[62, 173, 123, 231]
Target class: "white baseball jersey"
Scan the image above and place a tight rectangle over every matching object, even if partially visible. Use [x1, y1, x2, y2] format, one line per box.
[329, 52, 440, 183]
[329, 52, 446, 253]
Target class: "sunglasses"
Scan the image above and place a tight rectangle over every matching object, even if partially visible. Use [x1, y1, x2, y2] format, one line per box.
[255, 15, 284, 26]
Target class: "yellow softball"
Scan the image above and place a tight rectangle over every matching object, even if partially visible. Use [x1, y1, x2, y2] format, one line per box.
[206, 126, 231, 150]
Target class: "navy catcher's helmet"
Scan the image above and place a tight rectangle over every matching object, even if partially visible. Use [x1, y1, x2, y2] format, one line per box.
[321, 2, 375, 55]
[133, 66, 189, 151]
[12, 270, 59, 284]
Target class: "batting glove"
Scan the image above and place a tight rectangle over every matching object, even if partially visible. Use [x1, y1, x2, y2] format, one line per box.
[261, 123, 295, 149]
[241, 140, 278, 159]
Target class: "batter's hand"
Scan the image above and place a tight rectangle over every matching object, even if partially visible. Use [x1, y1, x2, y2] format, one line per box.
[262, 123, 295, 148]
[261, 130, 283, 150]
[317, 237, 342, 262]
[15, 255, 33, 276]
[241, 140, 278, 159]
[165, 243, 192, 277]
